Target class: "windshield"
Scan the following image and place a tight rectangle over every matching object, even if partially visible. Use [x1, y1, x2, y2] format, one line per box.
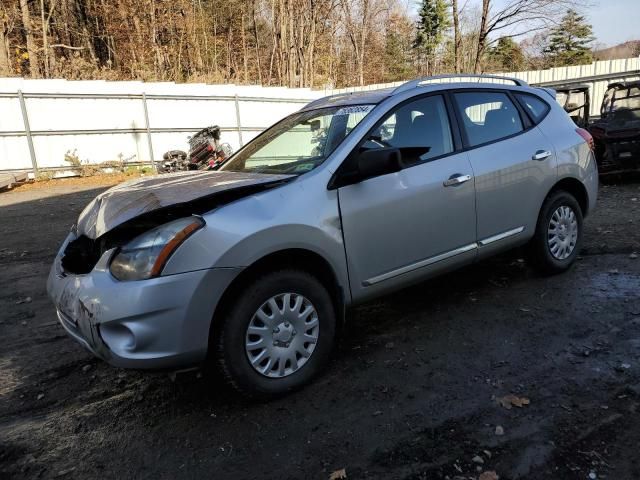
[221, 105, 374, 175]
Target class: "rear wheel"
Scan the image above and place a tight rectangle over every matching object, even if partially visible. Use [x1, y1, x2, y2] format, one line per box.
[528, 190, 583, 274]
[215, 269, 336, 398]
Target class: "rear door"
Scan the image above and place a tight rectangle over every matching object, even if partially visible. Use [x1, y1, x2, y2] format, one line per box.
[451, 90, 557, 256]
[336, 94, 477, 302]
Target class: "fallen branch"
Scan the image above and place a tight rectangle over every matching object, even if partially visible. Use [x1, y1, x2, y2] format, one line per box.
[48, 44, 85, 50]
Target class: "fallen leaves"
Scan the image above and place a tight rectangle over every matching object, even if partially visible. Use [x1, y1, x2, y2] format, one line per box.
[329, 468, 347, 480]
[497, 394, 530, 409]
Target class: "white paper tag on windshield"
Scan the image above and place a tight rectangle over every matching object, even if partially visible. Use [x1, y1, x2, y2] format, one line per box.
[335, 105, 375, 116]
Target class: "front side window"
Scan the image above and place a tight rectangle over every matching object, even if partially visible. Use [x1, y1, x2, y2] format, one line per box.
[454, 91, 524, 147]
[360, 95, 454, 165]
[221, 105, 374, 175]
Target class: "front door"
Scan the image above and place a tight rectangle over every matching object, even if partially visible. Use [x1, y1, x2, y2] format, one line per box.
[337, 94, 477, 302]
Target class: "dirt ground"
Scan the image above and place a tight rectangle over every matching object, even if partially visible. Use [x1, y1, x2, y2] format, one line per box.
[1, 178, 639, 480]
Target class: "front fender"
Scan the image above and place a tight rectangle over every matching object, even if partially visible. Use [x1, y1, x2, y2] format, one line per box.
[162, 177, 350, 299]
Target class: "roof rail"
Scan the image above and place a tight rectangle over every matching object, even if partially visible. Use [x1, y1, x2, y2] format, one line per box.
[392, 74, 528, 95]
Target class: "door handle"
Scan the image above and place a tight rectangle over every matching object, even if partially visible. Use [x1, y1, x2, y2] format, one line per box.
[532, 150, 552, 161]
[443, 174, 472, 187]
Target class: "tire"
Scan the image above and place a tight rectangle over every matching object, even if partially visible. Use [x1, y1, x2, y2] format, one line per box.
[528, 190, 583, 274]
[215, 269, 336, 398]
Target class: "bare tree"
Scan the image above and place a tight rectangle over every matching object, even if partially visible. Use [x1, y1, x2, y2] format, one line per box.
[341, 0, 387, 86]
[19, 0, 40, 77]
[39, 0, 61, 77]
[473, 0, 582, 73]
[0, 9, 11, 76]
[251, 0, 262, 84]
[452, 0, 461, 73]
[0, 0, 596, 87]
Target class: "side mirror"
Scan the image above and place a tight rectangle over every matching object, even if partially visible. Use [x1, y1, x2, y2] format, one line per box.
[357, 148, 403, 180]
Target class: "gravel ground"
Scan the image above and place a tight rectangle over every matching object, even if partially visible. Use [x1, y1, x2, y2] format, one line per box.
[1, 179, 639, 480]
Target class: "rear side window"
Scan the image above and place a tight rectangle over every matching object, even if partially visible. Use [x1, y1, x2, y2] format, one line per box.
[453, 91, 524, 147]
[515, 93, 550, 123]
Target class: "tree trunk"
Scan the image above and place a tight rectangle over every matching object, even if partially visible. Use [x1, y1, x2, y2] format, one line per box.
[226, 22, 233, 80]
[296, 20, 304, 87]
[277, 0, 288, 86]
[358, 0, 369, 86]
[197, 0, 210, 76]
[474, 0, 490, 74]
[241, 6, 248, 83]
[19, 0, 41, 77]
[252, 0, 262, 84]
[188, 1, 205, 72]
[306, 13, 317, 88]
[40, 0, 50, 77]
[213, 15, 219, 77]
[0, 17, 10, 76]
[341, 0, 363, 86]
[452, 0, 461, 73]
[288, 5, 295, 86]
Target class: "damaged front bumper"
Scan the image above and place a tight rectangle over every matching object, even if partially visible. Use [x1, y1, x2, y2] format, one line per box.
[47, 232, 241, 369]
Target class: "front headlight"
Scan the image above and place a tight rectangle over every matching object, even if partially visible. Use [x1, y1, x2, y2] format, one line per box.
[110, 216, 204, 281]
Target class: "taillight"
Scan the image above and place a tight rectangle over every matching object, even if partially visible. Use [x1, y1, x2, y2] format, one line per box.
[576, 128, 594, 151]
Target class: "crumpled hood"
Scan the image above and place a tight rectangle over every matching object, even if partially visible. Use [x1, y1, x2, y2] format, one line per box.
[76, 170, 294, 239]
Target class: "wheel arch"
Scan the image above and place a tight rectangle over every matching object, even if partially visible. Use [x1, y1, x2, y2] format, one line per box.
[208, 248, 347, 349]
[547, 177, 590, 217]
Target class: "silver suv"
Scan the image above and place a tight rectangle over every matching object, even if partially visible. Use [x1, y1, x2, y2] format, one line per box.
[48, 75, 598, 396]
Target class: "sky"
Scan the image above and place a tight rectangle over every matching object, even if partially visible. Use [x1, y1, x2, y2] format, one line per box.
[585, 0, 639, 47]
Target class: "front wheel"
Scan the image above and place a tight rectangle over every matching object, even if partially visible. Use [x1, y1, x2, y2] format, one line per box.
[215, 269, 336, 398]
[528, 190, 583, 274]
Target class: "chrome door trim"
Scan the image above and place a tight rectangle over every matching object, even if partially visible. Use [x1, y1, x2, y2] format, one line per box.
[478, 226, 525, 247]
[362, 243, 477, 286]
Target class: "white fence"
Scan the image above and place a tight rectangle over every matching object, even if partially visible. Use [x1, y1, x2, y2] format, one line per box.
[0, 80, 325, 173]
[1, 57, 639, 173]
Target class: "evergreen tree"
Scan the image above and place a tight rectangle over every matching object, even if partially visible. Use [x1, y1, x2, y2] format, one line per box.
[488, 37, 525, 72]
[413, 0, 450, 75]
[545, 9, 594, 66]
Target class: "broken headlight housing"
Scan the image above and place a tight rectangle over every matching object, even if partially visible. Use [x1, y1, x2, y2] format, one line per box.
[110, 216, 204, 281]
